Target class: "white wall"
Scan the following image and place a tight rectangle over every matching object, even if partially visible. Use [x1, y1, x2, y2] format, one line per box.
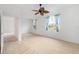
[1, 15, 32, 41]
[32, 5, 79, 44]
[0, 4, 34, 18]
[1, 16, 15, 35]
[0, 4, 33, 35]
[21, 17, 32, 34]
[1, 16, 32, 36]
[60, 5, 79, 43]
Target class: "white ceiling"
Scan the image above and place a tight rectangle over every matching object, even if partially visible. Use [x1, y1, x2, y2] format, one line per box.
[0, 4, 78, 18]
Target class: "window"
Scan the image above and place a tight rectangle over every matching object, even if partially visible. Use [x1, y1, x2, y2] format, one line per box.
[32, 19, 37, 30]
[46, 14, 60, 32]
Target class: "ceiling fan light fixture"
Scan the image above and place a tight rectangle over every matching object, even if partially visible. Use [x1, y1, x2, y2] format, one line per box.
[32, 4, 49, 16]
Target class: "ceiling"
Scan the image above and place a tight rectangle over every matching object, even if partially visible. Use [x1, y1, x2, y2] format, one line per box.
[0, 4, 78, 19]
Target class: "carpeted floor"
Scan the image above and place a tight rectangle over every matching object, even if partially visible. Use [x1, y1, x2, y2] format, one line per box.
[2, 34, 79, 54]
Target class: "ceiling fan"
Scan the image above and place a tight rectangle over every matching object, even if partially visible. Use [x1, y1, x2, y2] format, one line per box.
[32, 4, 49, 16]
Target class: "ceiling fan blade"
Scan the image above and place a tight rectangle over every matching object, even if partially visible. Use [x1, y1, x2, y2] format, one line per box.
[35, 12, 39, 15]
[44, 10, 49, 13]
[32, 10, 38, 12]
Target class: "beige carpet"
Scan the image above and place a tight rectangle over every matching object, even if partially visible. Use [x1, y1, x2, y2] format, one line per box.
[2, 34, 79, 54]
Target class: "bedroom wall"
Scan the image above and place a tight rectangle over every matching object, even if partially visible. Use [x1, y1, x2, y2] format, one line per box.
[1, 16, 32, 41]
[60, 5, 79, 43]
[32, 5, 79, 44]
[0, 4, 33, 35]
[1, 16, 15, 35]
[21, 17, 32, 34]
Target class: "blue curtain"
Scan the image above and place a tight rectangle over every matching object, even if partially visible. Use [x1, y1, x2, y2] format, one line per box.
[55, 14, 60, 32]
[45, 16, 50, 31]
